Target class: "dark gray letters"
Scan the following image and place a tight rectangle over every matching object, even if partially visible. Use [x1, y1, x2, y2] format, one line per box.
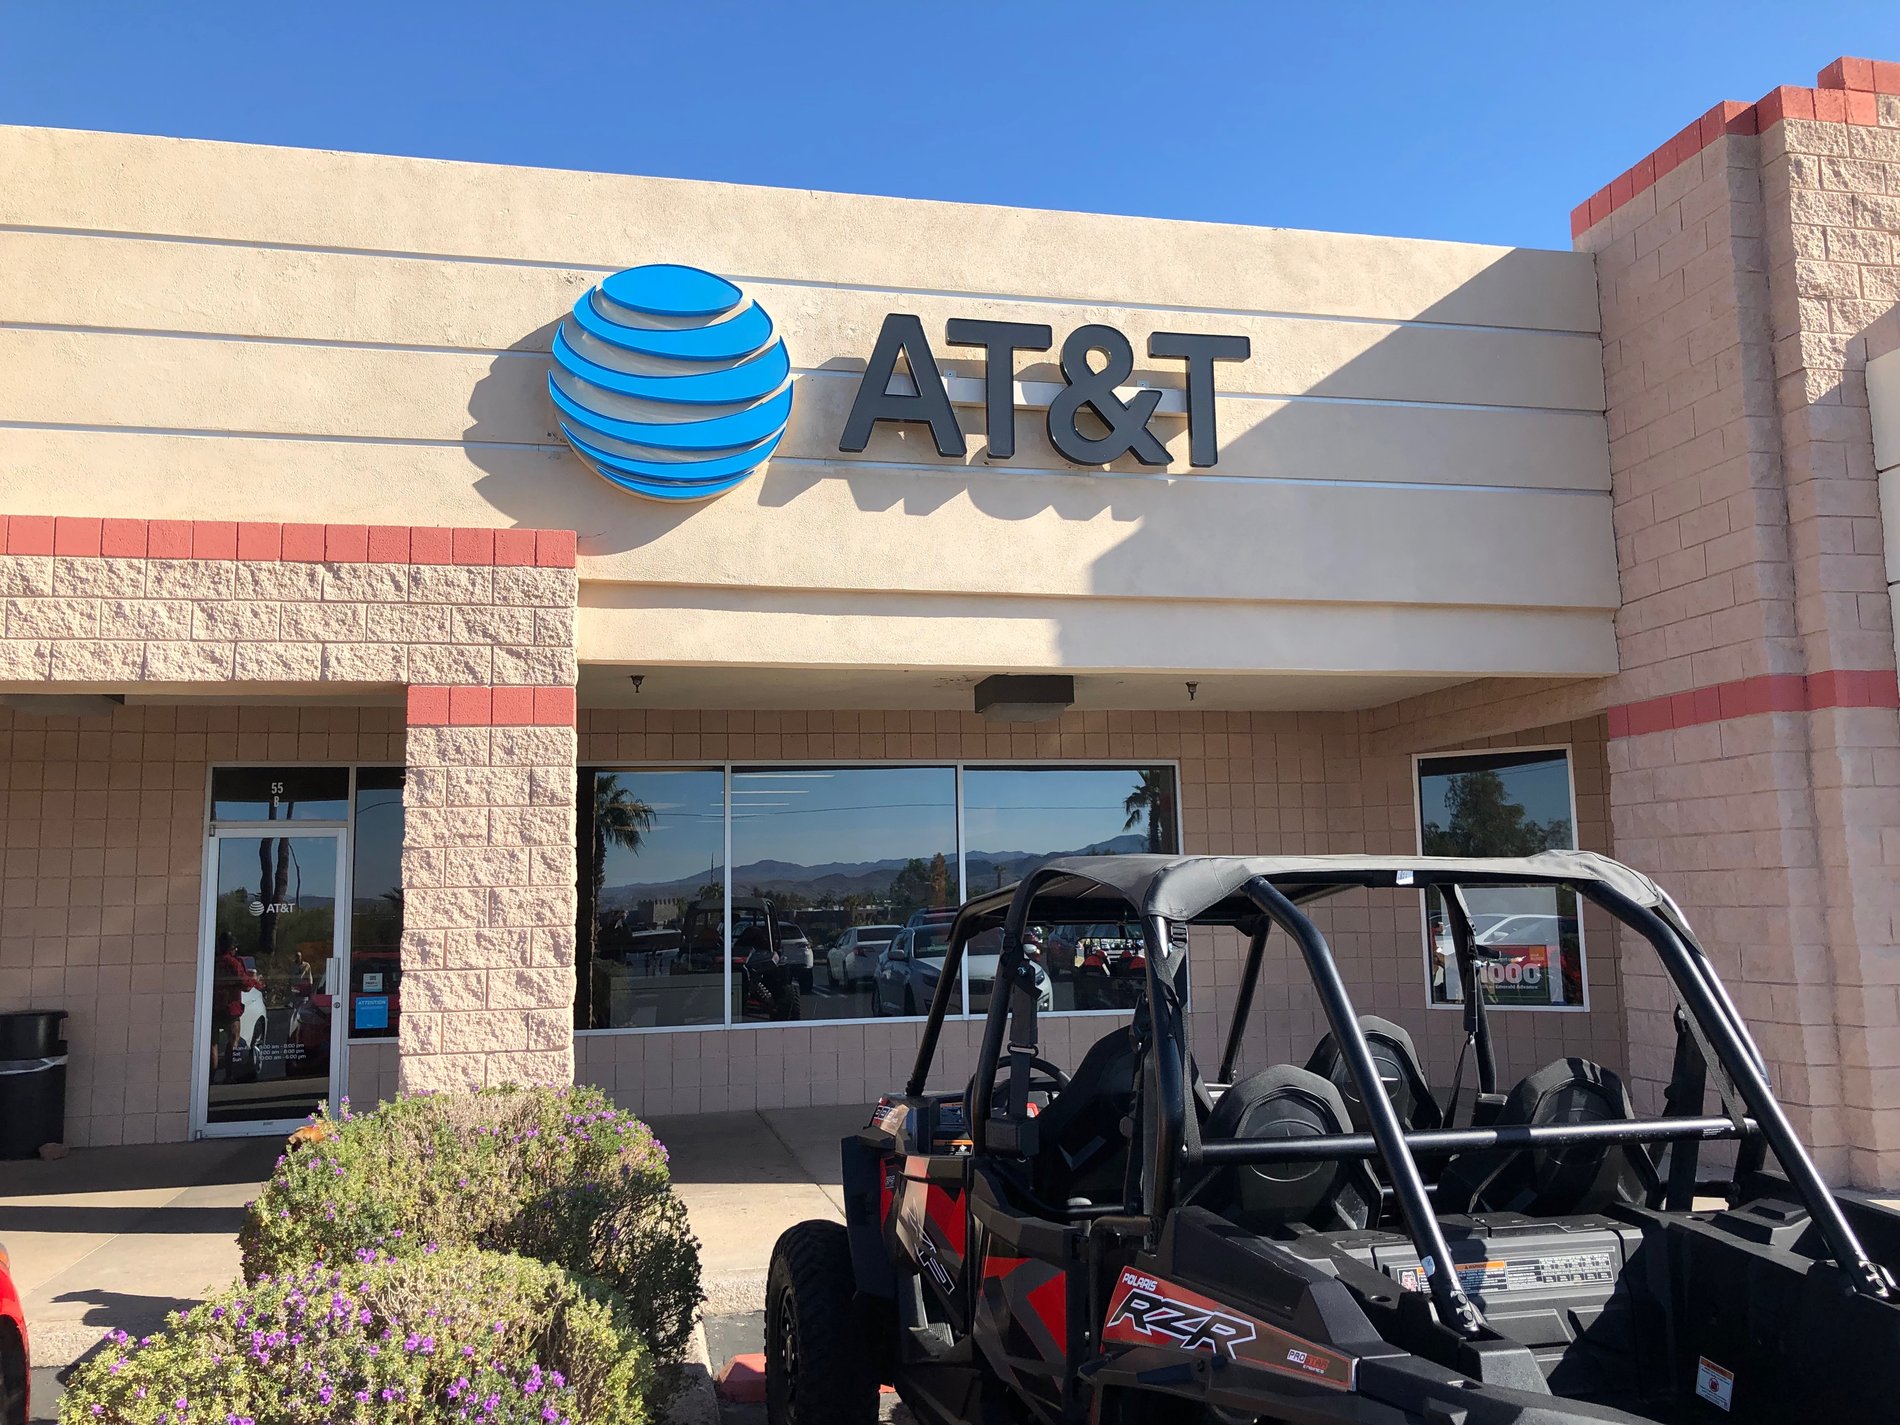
[945, 318, 1052, 458]
[1047, 325, 1168, 467]
[839, 313, 966, 457]
[1148, 332, 1252, 468]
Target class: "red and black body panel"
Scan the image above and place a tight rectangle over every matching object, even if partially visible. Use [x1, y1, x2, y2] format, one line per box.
[968, 1167, 1084, 1421]
[892, 1152, 974, 1333]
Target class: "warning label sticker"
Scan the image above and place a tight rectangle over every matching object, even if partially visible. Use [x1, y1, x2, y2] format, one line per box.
[1695, 1357, 1735, 1412]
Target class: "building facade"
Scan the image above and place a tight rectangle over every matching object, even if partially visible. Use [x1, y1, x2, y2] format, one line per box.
[1, 55, 1897, 1185]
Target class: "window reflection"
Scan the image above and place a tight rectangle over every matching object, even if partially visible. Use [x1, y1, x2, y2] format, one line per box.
[348, 767, 404, 1039]
[1418, 749, 1585, 1009]
[964, 767, 1179, 1012]
[574, 763, 1184, 1029]
[730, 767, 956, 1023]
[211, 766, 350, 822]
[583, 770, 727, 1028]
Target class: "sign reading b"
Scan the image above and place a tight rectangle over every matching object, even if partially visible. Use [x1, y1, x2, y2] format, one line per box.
[548, 264, 793, 501]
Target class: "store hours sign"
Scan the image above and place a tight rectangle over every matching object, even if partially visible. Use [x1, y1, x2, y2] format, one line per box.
[839, 314, 1251, 469]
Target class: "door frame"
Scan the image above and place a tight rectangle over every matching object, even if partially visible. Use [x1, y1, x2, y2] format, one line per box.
[190, 824, 351, 1139]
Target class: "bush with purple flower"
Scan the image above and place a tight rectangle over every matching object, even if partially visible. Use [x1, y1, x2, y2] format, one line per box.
[59, 1248, 651, 1424]
[238, 1087, 701, 1373]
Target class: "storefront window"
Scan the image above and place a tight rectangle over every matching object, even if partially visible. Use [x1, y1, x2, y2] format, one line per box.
[580, 769, 727, 1030]
[731, 767, 957, 1023]
[575, 762, 1181, 1031]
[1417, 748, 1585, 1010]
[964, 766, 1179, 1012]
[348, 767, 404, 1039]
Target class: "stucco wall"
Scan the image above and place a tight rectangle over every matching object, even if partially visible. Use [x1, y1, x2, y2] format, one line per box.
[0, 124, 1617, 686]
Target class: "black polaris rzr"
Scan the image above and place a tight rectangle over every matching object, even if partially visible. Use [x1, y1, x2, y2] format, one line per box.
[764, 853, 1900, 1425]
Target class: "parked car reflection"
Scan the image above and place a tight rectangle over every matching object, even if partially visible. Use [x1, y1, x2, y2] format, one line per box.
[938, 925, 1054, 1017]
[826, 924, 899, 989]
[1045, 921, 1147, 1010]
[777, 922, 815, 993]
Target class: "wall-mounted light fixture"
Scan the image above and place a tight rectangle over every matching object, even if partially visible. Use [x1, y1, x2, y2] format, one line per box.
[973, 674, 1074, 723]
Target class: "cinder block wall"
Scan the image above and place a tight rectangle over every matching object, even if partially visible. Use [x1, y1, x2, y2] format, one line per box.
[0, 703, 403, 1146]
[0, 513, 582, 1138]
[1575, 57, 1900, 1184]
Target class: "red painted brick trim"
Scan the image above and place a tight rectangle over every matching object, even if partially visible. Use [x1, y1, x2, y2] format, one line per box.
[1606, 669, 1900, 738]
[1570, 55, 1896, 239]
[406, 684, 576, 728]
[0, 517, 578, 568]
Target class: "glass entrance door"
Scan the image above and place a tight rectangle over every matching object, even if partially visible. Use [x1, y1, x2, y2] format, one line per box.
[195, 829, 347, 1134]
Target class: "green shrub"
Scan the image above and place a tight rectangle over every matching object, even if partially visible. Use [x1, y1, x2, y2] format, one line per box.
[60, 1248, 651, 1425]
[238, 1087, 701, 1367]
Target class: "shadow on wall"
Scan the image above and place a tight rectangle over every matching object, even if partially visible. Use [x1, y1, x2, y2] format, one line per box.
[459, 243, 1609, 588]
[460, 335, 1152, 554]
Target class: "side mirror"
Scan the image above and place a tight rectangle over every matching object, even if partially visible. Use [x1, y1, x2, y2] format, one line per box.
[888, 946, 908, 962]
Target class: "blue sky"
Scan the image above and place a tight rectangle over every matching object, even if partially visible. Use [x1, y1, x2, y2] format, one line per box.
[3, 2, 1893, 249]
[601, 767, 1160, 886]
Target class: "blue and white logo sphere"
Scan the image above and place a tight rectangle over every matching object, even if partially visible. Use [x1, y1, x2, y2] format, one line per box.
[548, 264, 792, 501]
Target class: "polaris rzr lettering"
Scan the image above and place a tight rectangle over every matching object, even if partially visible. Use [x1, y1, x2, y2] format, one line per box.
[914, 1228, 954, 1292]
[1101, 1267, 1357, 1388]
[768, 852, 1900, 1425]
[1104, 1285, 1259, 1357]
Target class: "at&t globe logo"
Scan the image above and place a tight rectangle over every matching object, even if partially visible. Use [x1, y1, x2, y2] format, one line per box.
[548, 264, 792, 501]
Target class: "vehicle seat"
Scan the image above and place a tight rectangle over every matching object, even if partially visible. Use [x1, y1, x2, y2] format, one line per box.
[1304, 1015, 1443, 1134]
[1031, 1026, 1140, 1208]
[1190, 1065, 1378, 1234]
[1435, 1057, 1659, 1216]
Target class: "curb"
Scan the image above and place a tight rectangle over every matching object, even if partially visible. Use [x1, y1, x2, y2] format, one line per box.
[716, 1352, 766, 1405]
[702, 1269, 767, 1316]
[25, 1324, 113, 1372]
[662, 1319, 721, 1425]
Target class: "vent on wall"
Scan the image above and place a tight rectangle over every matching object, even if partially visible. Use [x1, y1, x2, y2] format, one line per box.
[973, 675, 1075, 723]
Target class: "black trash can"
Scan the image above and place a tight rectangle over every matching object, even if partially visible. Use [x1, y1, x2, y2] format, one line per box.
[0, 1009, 68, 1159]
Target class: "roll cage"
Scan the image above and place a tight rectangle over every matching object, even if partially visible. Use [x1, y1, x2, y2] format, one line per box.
[901, 851, 1893, 1341]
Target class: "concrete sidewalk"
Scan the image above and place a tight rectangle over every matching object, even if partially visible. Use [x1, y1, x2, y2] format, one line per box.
[0, 1105, 863, 1346]
[644, 1103, 867, 1314]
[0, 1109, 867, 1421]
[1, 1139, 281, 1422]
[0, 1139, 280, 1368]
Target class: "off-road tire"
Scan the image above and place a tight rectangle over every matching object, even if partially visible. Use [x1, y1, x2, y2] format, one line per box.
[773, 982, 801, 1022]
[765, 1220, 878, 1425]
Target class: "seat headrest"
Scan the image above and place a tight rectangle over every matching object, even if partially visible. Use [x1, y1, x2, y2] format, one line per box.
[1196, 1064, 1377, 1233]
[1437, 1056, 1658, 1216]
[1304, 1015, 1444, 1133]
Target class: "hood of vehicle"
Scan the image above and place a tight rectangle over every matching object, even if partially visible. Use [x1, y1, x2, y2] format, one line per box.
[913, 953, 1042, 984]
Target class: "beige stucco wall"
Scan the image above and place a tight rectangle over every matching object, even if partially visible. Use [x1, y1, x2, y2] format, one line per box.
[0, 125, 1617, 688]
